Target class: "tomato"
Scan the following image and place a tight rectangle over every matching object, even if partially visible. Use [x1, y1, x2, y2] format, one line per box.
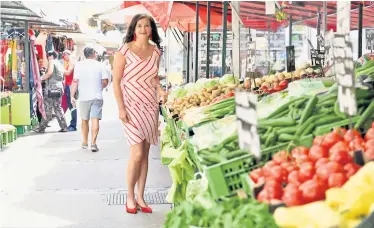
[273, 150, 291, 164]
[257, 176, 266, 185]
[260, 84, 269, 91]
[263, 179, 283, 200]
[299, 179, 327, 203]
[295, 154, 312, 164]
[344, 163, 361, 179]
[329, 141, 349, 155]
[333, 128, 348, 138]
[330, 150, 353, 165]
[257, 190, 271, 203]
[344, 129, 362, 142]
[267, 165, 288, 183]
[315, 158, 330, 169]
[309, 145, 329, 162]
[349, 138, 366, 151]
[316, 161, 344, 181]
[313, 135, 325, 146]
[321, 132, 342, 149]
[263, 161, 278, 177]
[328, 173, 347, 188]
[372, 123, 374, 129]
[282, 185, 304, 207]
[288, 170, 301, 186]
[224, 91, 235, 98]
[365, 128, 374, 141]
[281, 162, 298, 173]
[365, 148, 374, 161]
[291, 146, 309, 159]
[298, 162, 315, 183]
[249, 168, 263, 183]
[366, 139, 374, 150]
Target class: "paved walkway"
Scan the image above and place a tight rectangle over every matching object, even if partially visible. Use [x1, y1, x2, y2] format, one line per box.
[0, 89, 172, 228]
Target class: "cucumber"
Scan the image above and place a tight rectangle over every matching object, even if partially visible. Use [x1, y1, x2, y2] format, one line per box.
[300, 96, 318, 124]
[225, 150, 249, 160]
[265, 130, 276, 147]
[273, 109, 289, 118]
[317, 98, 336, 107]
[316, 107, 334, 114]
[294, 97, 308, 108]
[278, 133, 299, 141]
[296, 114, 325, 136]
[354, 100, 374, 129]
[259, 117, 296, 127]
[200, 153, 224, 164]
[301, 123, 315, 136]
[356, 88, 374, 100]
[266, 97, 306, 119]
[334, 101, 347, 119]
[277, 126, 298, 134]
[358, 106, 365, 115]
[314, 115, 343, 126]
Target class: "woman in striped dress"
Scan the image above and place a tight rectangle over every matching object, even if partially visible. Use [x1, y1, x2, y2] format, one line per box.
[112, 14, 167, 214]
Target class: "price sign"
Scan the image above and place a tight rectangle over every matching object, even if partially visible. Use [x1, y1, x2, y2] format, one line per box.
[246, 41, 256, 73]
[333, 33, 357, 116]
[286, 46, 295, 72]
[235, 90, 261, 159]
[324, 30, 335, 75]
[366, 29, 374, 51]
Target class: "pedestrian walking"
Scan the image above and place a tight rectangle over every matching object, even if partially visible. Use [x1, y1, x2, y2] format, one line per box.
[70, 47, 109, 152]
[62, 50, 78, 132]
[37, 51, 68, 133]
[112, 14, 168, 214]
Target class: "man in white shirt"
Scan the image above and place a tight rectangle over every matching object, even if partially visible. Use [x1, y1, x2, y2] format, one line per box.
[70, 47, 109, 152]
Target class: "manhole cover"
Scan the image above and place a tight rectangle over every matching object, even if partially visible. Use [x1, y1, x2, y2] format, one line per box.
[106, 191, 169, 205]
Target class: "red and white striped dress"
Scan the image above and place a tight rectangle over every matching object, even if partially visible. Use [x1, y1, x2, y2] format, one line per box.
[118, 43, 160, 146]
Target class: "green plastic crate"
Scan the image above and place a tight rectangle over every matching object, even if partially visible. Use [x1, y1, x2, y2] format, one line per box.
[8, 129, 16, 143]
[1, 131, 8, 148]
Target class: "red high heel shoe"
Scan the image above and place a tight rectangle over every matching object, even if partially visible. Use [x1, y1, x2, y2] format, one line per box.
[126, 202, 137, 214]
[136, 201, 152, 213]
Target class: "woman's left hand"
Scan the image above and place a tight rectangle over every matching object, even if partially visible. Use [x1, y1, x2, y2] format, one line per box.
[160, 90, 168, 104]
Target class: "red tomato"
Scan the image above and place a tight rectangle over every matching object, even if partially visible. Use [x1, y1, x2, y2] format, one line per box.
[291, 146, 309, 159]
[263, 179, 283, 200]
[372, 122, 374, 129]
[298, 162, 315, 183]
[257, 176, 266, 185]
[349, 138, 366, 151]
[249, 168, 263, 183]
[315, 158, 330, 169]
[282, 185, 304, 207]
[281, 162, 298, 173]
[330, 150, 353, 165]
[267, 165, 288, 183]
[295, 154, 312, 164]
[344, 163, 361, 179]
[366, 139, 374, 150]
[316, 161, 344, 181]
[365, 148, 374, 161]
[288, 170, 301, 186]
[279, 80, 289, 87]
[262, 161, 277, 177]
[365, 128, 374, 141]
[257, 190, 271, 203]
[322, 132, 342, 149]
[329, 141, 349, 154]
[328, 173, 347, 188]
[309, 145, 329, 162]
[313, 135, 325, 146]
[333, 128, 348, 137]
[299, 179, 327, 203]
[273, 150, 291, 164]
[344, 129, 362, 142]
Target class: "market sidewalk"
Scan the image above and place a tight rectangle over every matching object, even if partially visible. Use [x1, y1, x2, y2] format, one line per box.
[0, 88, 172, 228]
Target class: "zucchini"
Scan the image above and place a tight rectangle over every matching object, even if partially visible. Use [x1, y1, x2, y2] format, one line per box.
[278, 133, 299, 141]
[300, 96, 318, 124]
[354, 100, 374, 129]
[259, 117, 296, 127]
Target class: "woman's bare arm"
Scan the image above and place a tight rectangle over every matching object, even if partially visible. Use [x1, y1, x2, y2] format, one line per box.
[112, 51, 126, 111]
[41, 61, 54, 80]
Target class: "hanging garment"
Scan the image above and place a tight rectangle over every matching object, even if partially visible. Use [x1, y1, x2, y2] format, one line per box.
[0, 40, 8, 78]
[30, 40, 46, 119]
[46, 34, 54, 53]
[11, 40, 18, 86]
[35, 44, 43, 59]
[16, 50, 22, 88]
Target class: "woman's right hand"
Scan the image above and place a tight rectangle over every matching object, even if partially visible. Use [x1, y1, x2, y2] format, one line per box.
[119, 108, 130, 124]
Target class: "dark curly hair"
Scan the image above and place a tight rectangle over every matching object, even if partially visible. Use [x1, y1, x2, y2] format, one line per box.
[124, 14, 161, 49]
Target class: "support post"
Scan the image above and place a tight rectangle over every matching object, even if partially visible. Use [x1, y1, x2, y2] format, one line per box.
[231, 1, 240, 78]
[358, 3, 363, 58]
[289, 15, 292, 46]
[221, 1, 228, 75]
[24, 21, 30, 93]
[317, 7, 321, 50]
[195, 1, 200, 82]
[187, 32, 190, 83]
[323, 2, 327, 35]
[206, 1, 211, 78]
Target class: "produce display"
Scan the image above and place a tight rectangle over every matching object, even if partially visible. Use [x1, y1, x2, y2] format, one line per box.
[274, 162, 374, 228]
[250, 124, 374, 207]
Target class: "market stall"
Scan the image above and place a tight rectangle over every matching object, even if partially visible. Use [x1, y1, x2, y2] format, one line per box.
[159, 1, 374, 228]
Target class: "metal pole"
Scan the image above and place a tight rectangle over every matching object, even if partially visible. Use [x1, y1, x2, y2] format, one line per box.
[317, 7, 321, 50]
[195, 1, 200, 82]
[221, 1, 228, 75]
[187, 32, 190, 83]
[231, 1, 240, 78]
[206, 1, 211, 78]
[358, 3, 363, 58]
[24, 21, 30, 93]
[289, 15, 292, 46]
[323, 1, 327, 35]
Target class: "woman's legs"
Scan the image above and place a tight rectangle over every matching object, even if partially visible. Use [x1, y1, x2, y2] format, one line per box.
[136, 140, 151, 207]
[126, 142, 143, 208]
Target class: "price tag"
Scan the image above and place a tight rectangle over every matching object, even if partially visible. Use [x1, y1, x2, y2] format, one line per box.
[235, 90, 261, 159]
[286, 46, 295, 72]
[333, 33, 357, 116]
[366, 29, 374, 51]
[246, 41, 256, 73]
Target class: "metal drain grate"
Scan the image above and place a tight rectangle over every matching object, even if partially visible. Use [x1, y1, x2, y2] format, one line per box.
[106, 191, 169, 205]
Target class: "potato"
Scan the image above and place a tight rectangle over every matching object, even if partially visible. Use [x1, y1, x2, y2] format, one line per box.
[255, 78, 262, 86]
